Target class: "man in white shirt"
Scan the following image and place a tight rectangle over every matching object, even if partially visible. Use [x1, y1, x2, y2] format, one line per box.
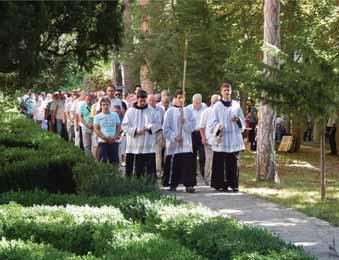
[162, 89, 196, 193]
[148, 94, 165, 178]
[64, 91, 78, 143]
[156, 89, 171, 112]
[122, 90, 161, 179]
[209, 83, 245, 192]
[97, 84, 123, 112]
[199, 94, 220, 185]
[186, 94, 207, 180]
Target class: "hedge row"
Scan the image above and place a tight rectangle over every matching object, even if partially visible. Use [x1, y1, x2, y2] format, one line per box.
[0, 113, 157, 195]
[0, 192, 314, 260]
[0, 238, 95, 260]
[0, 202, 204, 259]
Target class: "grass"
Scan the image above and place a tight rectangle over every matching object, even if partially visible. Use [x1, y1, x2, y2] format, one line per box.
[240, 144, 339, 226]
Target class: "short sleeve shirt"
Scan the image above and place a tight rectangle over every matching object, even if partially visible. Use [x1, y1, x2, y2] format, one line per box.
[79, 103, 94, 130]
[94, 112, 121, 142]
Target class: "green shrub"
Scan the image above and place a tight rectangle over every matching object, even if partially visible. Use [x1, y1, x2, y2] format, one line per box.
[0, 113, 158, 196]
[0, 238, 97, 260]
[106, 230, 206, 260]
[73, 162, 158, 197]
[0, 191, 313, 259]
[157, 215, 314, 260]
[0, 203, 129, 256]
[0, 190, 181, 223]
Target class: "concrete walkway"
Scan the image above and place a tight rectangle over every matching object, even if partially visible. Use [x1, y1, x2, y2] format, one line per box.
[162, 182, 339, 260]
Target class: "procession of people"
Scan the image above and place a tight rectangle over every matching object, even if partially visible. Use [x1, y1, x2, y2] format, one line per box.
[18, 82, 258, 193]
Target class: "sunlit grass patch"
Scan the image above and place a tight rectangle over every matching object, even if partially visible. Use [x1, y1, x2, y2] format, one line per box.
[240, 145, 339, 226]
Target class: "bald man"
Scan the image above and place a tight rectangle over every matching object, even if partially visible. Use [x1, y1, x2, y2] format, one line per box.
[186, 93, 207, 180]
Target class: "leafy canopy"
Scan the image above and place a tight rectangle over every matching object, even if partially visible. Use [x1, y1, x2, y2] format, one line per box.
[0, 1, 122, 82]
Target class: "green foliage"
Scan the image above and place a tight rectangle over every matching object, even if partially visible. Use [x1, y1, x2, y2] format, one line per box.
[0, 238, 95, 260]
[0, 191, 312, 259]
[0, 203, 128, 256]
[0, 112, 158, 195]
[0, 1, 122, 81]
[124, 0, 338, 119]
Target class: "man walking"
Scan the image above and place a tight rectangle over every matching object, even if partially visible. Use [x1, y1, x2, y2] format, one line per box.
[162, 90, 196, 193]
[186, 94, 207, 180]
[209, 83, 245, 192]
[122, 90, 161, 180]
[199, 94, 219, 185]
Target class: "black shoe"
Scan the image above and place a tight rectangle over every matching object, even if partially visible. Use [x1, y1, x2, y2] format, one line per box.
[186, 187, 195, 193]
[222, 187, 230, 192]
[232, 188, 239, 193]
[169, 187, 176, 192]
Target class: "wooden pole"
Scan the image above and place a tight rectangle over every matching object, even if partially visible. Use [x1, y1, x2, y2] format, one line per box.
[182, 33, 188, 96]
[320, 121, 326, 200]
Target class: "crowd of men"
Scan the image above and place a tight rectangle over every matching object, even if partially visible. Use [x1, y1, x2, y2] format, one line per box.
[20, 82, 250, 193]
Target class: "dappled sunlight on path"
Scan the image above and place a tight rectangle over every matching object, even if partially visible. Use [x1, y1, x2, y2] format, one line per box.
[162, 179, 339, 260]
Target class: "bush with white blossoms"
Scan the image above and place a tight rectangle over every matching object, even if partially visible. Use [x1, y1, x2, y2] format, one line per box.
[0, 203, 128, 225]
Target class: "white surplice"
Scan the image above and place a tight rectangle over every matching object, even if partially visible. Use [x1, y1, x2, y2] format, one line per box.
[162, 106, 195, 155]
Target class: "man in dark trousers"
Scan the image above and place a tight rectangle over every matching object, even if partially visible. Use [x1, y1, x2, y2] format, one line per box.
[209, 83, 245, 192]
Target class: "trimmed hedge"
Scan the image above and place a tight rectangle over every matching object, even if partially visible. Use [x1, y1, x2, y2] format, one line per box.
[0, 192, 314, 260]
[0, 238, 96, 260]
[0, 203, 129, 256]
[0, 113, 157, 195]
[0, 202, 204, 259]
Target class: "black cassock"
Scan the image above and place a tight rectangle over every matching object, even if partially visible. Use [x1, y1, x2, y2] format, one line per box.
[210, 151, 239, 190]
[163, 152, 196, 188]
[125, 153, 156, 181]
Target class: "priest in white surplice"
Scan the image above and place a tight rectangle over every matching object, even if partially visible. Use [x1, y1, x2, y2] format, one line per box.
[162, 89, 196, 193]
[122, 90, 161, 180]
[208, 83, 245, 192]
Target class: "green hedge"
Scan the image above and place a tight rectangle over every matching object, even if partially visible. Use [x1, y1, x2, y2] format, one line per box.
[0, 238, 96, 260]
[0, 202, 204, 259]
[0, 191, 314, 260]
[0, 113, 157, 195]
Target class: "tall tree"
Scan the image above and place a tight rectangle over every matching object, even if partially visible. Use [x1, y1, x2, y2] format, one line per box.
[139, 0, 154, 93]
[121, 0, 136, 93]
[256, 0, 280, 182]
[0, 1, 122, 88]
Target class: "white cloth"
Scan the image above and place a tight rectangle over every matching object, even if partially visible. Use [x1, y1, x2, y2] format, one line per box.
[209, 100, 245, 153]
[186, 103, 207, 130]
[33, 105, 45, 121]
[156, 102, 171, 112]
[70, 99, 79, 124]
[65, 97, 74, 125]
[199, 106, 214, 145]
[153, 105, 165, 124]
[122, 105, 161, 154]
[162, 106, 195, 155]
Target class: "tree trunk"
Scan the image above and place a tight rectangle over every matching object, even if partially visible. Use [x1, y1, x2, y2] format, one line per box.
[320, 122, 326, 200]
[122, 0, 135, 94]
[256, 0, 280, 182]
[139, 0, 153, 93]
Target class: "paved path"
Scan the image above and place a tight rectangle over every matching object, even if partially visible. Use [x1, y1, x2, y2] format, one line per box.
[162, 182, 339, 260]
